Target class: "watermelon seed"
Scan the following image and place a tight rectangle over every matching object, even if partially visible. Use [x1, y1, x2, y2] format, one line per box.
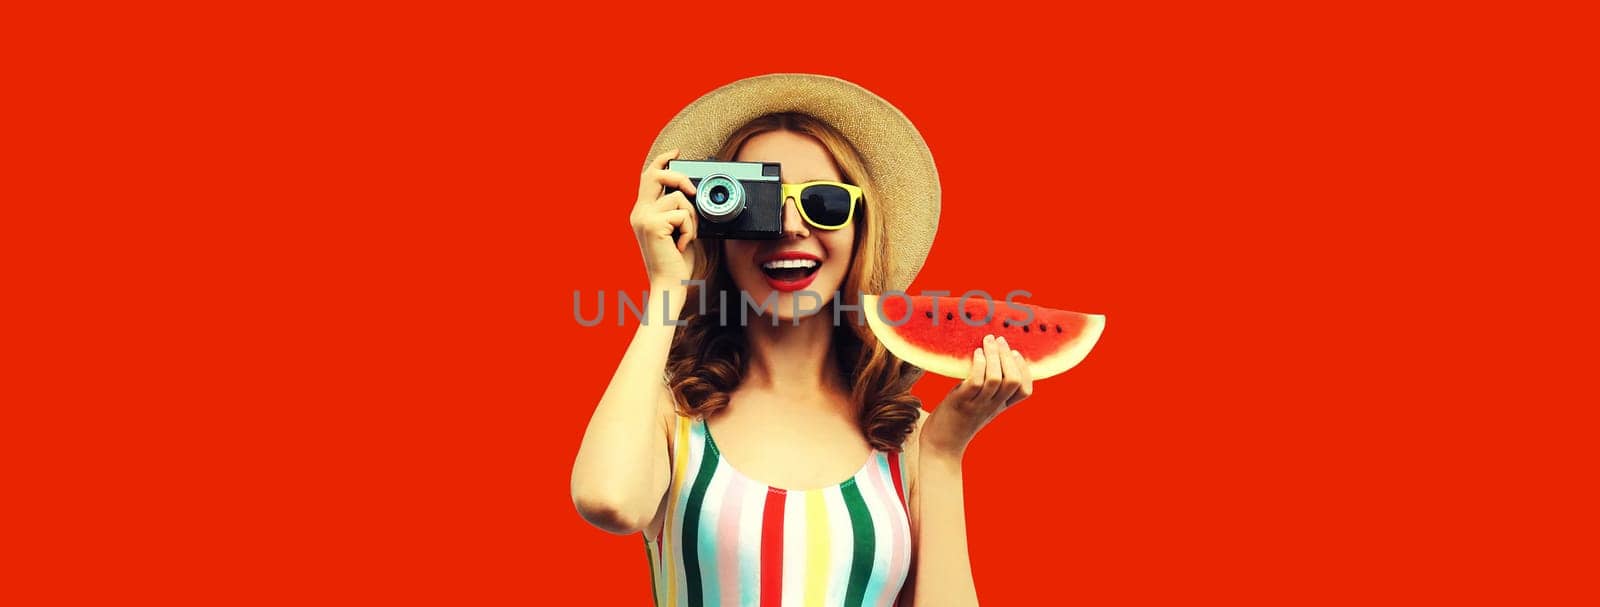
[1055, 325, 1062, 333]
[1039, 324, 1046, 332]
[1022, 325, 1029, 333]
[945, 312, 953, 321]
[925, 311, 933, 319]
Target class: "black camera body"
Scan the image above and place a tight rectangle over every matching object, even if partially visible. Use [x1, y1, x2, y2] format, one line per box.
[666, 160, 784, 239]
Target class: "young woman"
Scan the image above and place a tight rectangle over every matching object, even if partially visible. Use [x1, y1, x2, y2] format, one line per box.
[571, 75, 1035, 606]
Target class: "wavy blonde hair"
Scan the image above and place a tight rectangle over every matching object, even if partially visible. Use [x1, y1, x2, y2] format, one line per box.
[665, 113, 923, 452]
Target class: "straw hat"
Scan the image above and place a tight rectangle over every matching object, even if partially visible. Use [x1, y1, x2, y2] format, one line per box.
[645, 73, 940, 292]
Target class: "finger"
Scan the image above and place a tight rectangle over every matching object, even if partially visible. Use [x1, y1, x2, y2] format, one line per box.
[975, 335, 1003, 403]
[638, 148, 682, 200]
[647, 148, 679, 172]
[653, 169, 697, 198]
[656, 191, 691, 213]
[671, 195, 698, 252]
[658, 209, 691, 235]
[994, 337, 1023, 405]
[1006, 350, 1034, 408]
[954, 348, 984, 399]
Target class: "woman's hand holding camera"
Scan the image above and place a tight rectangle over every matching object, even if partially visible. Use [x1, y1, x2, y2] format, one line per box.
[921, 334, 1036, 461]
[631, 149, 700, 291]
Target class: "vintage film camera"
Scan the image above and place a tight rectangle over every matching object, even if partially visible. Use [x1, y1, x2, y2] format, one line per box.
[666, 160, 783, 239]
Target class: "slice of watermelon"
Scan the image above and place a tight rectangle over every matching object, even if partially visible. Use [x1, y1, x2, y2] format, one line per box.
[861, 294, 1105, 380]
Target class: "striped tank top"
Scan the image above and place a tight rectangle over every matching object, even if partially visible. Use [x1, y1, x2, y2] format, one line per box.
[644, 414, 913, 607]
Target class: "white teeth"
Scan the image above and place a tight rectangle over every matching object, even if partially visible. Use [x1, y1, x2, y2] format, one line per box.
[762, 259, 819, 270]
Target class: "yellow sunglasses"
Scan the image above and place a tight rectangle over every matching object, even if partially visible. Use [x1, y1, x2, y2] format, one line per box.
[781, 181, 863, 230]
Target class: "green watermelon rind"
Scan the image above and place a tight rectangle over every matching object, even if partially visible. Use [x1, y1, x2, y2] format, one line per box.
[862, 294, 1106, 380]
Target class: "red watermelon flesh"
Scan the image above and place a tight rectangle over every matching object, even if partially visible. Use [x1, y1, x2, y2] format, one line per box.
[861, 294, 1105, 380]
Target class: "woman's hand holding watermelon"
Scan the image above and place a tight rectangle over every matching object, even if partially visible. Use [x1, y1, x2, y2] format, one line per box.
[630, 148, 700, 291]
[920, 334, 1035, 460]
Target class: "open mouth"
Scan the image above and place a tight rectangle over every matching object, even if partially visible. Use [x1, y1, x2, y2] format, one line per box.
[758, 254, 822, 291]
[761, 258, 820, 282]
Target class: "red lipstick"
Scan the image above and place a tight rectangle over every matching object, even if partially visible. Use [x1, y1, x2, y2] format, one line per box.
[757, 251, 822, 293]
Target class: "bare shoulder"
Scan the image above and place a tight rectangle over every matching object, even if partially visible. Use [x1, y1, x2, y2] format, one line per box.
[643, 384, 680, 542]
[903, 407, 930, 491]
[657, 382, 680, 443]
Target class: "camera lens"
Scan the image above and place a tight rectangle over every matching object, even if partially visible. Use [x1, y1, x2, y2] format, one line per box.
[695, 174, 745, 222]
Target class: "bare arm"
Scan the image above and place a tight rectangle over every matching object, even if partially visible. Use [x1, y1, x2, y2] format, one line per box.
[903, 335, 1035, 606]
[569, 285, 683, 535]
[906, 449, 978, 605]
[570, 150, 700, 535]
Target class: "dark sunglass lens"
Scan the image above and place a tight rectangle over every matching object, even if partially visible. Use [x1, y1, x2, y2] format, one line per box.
[801, 185, 853, 226]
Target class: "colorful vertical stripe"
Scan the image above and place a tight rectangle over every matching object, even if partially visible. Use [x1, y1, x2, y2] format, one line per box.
[867, 454, 911, 607]
[760, 489, 785, 606]
[645, 537, 661, 607]
[681, 425, 719, 606]
[840, 481, 876, 606]
[642, 415, 912, 606]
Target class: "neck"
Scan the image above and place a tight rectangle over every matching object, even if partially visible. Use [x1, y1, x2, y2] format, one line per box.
[741, 310, 848, 398]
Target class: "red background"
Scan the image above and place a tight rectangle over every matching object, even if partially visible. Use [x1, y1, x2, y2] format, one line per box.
[6, 2, 1595, 605]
